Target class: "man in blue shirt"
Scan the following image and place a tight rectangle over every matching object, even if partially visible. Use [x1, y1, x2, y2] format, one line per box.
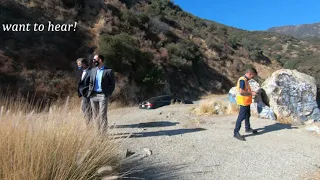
[87, 54, 115, 134]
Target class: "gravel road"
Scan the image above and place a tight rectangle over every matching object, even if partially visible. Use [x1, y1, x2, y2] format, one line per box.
[107, 104, 320, 180]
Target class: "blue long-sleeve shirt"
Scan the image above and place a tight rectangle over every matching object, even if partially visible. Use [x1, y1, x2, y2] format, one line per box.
[94, 66, 105, 92]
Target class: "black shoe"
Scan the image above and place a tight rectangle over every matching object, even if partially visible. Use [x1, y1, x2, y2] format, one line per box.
[245, 128, 258, 134]
[233, 133, 246, 141]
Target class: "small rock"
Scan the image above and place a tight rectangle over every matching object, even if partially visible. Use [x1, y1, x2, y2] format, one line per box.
[97, 166, 113, 176]
[304, 120, 315, 125]
[306, 125, 320, 134]
[167, 113, 175, 116]
[143, 148, 152, 157]
[125, 149, 135, 158]
[159, 111, 163, 115]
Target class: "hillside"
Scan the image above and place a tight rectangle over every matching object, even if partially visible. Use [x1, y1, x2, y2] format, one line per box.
[268, 22, 320, 39]
[1, 0, 320, 105]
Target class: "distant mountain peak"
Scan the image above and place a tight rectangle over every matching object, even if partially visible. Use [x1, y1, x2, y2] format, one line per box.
[267, 22, 320, 39]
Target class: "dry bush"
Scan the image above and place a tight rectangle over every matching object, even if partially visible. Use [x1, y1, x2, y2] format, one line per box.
[196, 100, 215, 115]
[226, 102, 240, 115]
[276, 117, 294, 124]
[193, 100, 229, 116]
[90, 15, 106, 46]
[0, 94, 122, 180]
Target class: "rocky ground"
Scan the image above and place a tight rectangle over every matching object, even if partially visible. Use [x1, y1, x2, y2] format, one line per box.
[107, 103, 320, 180]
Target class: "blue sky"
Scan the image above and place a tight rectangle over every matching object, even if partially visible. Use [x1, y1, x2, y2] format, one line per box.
[173, 0, 320, 31]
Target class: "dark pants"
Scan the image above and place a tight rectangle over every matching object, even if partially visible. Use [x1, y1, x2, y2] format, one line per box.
[234, 105, 251, 134]
[90, 93, 109, 134]
[81, 97, 92, 124]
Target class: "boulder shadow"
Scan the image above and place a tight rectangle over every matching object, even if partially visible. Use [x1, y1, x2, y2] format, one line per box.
[243, 123, 298, 138]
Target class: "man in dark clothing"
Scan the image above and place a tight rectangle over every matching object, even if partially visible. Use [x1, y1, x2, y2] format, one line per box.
[233, 68, 258, 141]
[77, 58, 92, 124]
[87, 54, 115, 134]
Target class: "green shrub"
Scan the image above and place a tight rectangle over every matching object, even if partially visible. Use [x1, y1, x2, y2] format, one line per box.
[288, 43, 294, 50]
[272, 44, 283, 51]
[148, 18, 170, 34]
[146, 0, 176, 16]
[241, 38, 255, 51]
[134, 65, 164, 89]
[120, 10, 138, 25]
[228, 35, 239, 49]
[283, 60, 299, 69]
[159, 16, 181, 29]
[99, 33, 164, 90]
[165, 40, 201, 63]
[205, 36, 223, 52]
[207, 23, 216, 32]
[216, 27, 228, 39]
[274, 54, 282, 62]
[98, 33, 141, 72]
[249, 49, 264, 60]
[165, 40, 201, 73]
[120, 10, 150, 30]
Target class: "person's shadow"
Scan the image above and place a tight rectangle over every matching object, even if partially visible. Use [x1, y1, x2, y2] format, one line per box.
[243, 123, 298, 138]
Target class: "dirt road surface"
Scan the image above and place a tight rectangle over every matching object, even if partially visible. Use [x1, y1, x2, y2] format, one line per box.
[107, 104, 320, 180]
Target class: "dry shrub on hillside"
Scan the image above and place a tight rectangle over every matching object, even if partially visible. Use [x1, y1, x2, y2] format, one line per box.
[0, 95, 122, 180]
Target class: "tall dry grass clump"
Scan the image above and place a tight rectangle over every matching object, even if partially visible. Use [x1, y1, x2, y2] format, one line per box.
[0, 94, 121, 180]
[193, 100, 229, 115]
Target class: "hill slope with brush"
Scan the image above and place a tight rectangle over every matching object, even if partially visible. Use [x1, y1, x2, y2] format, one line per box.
[1, 0, 320, 104]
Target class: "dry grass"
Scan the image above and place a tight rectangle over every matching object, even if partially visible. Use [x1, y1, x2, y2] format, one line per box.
[0, 94, 122, 180]
[90, 15, 106, 47]
[226, 103, 240, 115]
[192, 100, 229, 116]
[277, 117, 294, 124]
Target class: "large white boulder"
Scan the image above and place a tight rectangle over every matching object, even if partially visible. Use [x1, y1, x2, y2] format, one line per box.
[262, 69, 320, 123]
[228, 79, 276, 120]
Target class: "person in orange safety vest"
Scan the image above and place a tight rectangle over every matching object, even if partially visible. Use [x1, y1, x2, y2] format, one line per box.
[234, 68, 259, 141]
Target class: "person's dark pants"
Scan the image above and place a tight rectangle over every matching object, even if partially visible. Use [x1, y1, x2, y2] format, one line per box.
[234, 105, 251, 134]
[81, 97, 92, 124]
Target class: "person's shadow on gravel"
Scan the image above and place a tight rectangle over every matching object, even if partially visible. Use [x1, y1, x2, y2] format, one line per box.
[114, 121, 180, 129]
[112, 128, 206, 139]
[243, 123, 298, 138]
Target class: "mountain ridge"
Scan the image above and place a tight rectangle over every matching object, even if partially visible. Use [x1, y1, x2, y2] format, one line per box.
[268, 22, 320, 39]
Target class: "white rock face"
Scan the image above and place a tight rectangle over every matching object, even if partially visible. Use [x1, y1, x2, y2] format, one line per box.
[228, 79, 276, 120]
[262, 69, 320, 123]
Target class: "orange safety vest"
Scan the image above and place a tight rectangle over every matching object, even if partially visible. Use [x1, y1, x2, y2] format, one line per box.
[236, 76, 252, 106]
